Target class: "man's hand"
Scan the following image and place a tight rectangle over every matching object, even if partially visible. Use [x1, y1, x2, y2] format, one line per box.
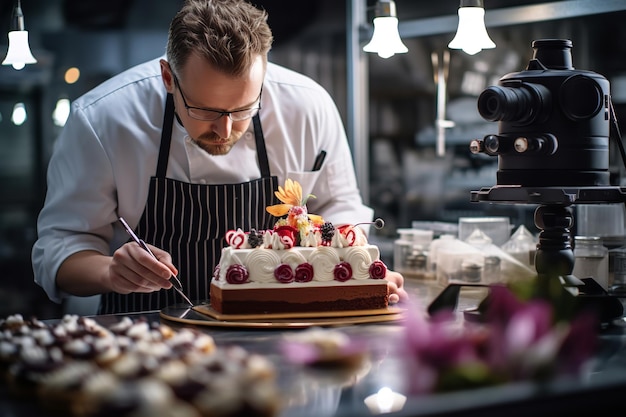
[108, 242, 179, 294]
[385, 269, 408, 304]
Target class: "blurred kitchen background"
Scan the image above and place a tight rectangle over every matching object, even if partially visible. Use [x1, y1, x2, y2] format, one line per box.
[1, 0, 626, 318]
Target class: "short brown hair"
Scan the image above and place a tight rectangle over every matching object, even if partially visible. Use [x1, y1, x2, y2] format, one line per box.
[166, 0, 273, 77]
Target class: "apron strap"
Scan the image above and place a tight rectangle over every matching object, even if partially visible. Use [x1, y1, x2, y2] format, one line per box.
[156, 93, 175, 178]
[253, 113, 271, 178]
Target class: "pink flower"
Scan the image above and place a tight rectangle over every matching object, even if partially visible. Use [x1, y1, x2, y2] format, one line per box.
[401, 284, 599, 394]
[402, 306, 487, 393]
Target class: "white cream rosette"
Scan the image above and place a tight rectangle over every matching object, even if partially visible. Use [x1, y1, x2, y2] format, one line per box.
[342, 247, 373, 280]
[330, 232, 349, 248]
[308, 247, 341, 282]
[245, 250, 282, 283]
[280, 250, 308, 270]
[300, 231, 321, 248]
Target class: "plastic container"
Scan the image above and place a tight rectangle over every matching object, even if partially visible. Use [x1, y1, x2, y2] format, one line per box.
[427, 234, 456, 276]
[610, 247, 626, 295]
[576, 204, 626, 248]
[393, 228, 433, 279]
[433, 237, 484, 286]
[458, 217, 511, 247]
[411, 221, 458, 239]
[572, 236, 609, 290]
[501, 225, 537, 267]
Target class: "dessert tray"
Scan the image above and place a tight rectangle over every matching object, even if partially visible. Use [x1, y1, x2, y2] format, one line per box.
[160, 302, 405, 329]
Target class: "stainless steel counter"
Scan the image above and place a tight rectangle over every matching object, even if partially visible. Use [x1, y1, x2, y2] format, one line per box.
[2, 279, 626, 417]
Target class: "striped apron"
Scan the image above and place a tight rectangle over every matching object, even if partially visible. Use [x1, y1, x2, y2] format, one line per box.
[100, 94, 278, 314]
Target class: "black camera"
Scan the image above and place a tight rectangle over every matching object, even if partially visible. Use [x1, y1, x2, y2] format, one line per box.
[470, 39, 611, 187]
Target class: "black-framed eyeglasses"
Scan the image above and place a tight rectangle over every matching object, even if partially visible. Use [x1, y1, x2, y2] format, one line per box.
[172, 74, 262, 122]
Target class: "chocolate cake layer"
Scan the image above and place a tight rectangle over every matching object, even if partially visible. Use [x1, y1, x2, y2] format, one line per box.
[210, 283, 389, 315]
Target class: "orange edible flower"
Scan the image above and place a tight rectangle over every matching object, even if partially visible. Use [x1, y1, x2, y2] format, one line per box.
[266, 179, 323, 225]
[275, 178, 302, 207]
[307, 213, 324, 226]
[266, 204, 292, 217]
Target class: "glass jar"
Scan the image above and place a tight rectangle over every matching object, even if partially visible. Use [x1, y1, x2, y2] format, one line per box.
[572, 236, 609, 290]
[393, 229, 433, 280]
[610, 247, 626, 295]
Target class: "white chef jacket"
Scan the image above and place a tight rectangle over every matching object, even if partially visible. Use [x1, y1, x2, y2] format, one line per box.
[32, 57, 373, 304]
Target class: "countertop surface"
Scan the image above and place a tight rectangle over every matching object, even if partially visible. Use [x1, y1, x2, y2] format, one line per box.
[3, 279, 626, 417]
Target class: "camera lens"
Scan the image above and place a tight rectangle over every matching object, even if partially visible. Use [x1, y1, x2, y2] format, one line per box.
[478, 83, 551, 125]
[483, 135, 500, 154]
[478, 86, 527, 122]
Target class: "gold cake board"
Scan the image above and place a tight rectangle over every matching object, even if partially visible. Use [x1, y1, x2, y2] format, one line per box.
[159, 302, 405, 329]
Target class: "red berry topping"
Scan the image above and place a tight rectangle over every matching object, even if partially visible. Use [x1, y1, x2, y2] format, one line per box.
[369, 260, 387, 279]
[333, 262, 352, 282]
[225, 265, 249, 284]
[295, 263, 314, 282]
[274, 264, 295, 283]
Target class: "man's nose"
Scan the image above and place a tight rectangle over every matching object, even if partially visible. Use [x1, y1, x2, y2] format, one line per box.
[211, 114, 233, 139]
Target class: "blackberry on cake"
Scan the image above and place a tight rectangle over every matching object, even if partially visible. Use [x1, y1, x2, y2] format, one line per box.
[247, 229, 264, 248]
[320, 221, 335, 245]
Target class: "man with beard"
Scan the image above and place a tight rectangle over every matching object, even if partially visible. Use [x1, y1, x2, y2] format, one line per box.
[32, 0, 406, 314]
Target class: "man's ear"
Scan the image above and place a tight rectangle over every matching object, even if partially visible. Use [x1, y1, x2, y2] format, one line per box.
[159, 59, 175, 93]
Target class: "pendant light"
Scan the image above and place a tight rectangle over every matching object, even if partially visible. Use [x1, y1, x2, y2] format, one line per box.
[363, 0, 408, 59]
[2, 0, 37, 70]
[448, 0, 495, 55]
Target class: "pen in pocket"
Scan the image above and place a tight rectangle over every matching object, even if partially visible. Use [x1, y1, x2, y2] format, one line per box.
[312, 150, 327, 171]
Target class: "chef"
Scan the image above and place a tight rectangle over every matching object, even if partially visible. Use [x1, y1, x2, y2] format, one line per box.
[32, 0, 406, 314]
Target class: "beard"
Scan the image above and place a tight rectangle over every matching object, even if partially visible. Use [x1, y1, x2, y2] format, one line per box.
[191, 130, 244, 156]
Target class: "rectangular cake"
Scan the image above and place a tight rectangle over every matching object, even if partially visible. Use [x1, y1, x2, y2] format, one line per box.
[210, 268, 389, 315]
[209, 238, 390, 315]
[209, 179, 390, 316]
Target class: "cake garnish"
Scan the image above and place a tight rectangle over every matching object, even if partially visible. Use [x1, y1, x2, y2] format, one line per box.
[369, 260, 387, 279]
[216, 178, 391, 288]
[225, 264, 249, 284]
[294, 263, 314, 282]
[273, 226, 297, 249]
[274, 264, 295, 283]
[320, 222, 335, 246]
[266, 179, 324, 241]
[300, 231, 319, 247]
[334, 262, 353, 282]
[247, 229, 264, 248]
[225, 228, 248, 249]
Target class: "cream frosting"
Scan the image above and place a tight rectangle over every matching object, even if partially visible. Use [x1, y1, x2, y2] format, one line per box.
[215, 245, 383, 286]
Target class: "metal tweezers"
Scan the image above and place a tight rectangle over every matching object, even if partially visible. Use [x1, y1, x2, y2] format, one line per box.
[118, 217, 194, 306]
